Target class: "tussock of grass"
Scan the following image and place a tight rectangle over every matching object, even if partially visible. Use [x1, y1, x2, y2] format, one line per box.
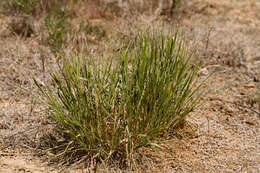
[34, 31, 202, 166]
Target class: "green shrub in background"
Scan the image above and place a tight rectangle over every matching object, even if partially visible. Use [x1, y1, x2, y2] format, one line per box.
[35, 31, 203, 165]
[7, 0, 37, 14]
[5, 0, 69, 15]
[44, 8, 69, 54]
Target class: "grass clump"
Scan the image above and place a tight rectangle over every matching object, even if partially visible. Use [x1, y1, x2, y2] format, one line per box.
[35, 31, 202, 165]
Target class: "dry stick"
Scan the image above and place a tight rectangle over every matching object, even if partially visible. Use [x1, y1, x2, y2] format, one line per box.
[209, 97, 260, 116]
[205, 26, 214, 51]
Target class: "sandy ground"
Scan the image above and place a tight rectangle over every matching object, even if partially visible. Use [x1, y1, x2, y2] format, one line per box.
[0, 0, 260, 172]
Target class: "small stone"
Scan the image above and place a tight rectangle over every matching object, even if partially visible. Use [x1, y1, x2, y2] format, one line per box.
[198, 68, 209, 76]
